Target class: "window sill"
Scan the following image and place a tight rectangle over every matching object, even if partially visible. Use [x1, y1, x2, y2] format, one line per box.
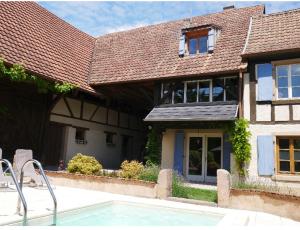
[271, 174, 300, 182]
[272, 99, 300, 105]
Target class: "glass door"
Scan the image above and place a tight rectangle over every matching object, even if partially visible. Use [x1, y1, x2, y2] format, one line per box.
[187, 136, 204, 182]
[205, 137, 222, 182]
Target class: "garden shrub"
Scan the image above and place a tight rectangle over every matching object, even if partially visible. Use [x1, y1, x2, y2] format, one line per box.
[138, 161, 160, 182]
[67, 153, 102, 175]
[120, 160, 144, 179]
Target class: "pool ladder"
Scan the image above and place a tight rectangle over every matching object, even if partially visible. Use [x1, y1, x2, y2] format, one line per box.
[0, 159, 57, 226]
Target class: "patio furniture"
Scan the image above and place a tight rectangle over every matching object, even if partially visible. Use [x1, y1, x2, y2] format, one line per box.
[0, 148, 14, 187]
[14, 149, 44, 186]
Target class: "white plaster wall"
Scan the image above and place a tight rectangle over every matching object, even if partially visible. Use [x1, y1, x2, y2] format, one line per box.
[50, 114, 145, 169]
[243, 73, 250, 120]
[248, 124, 300, 177]
[119, 112, 129, 128]
[256, 104, 271, 121]
[52, 99, 70, 116]
[108, 109, 118, 126]
[66, 98, 81, 118]
[83, 102, 97, 120]
[274, 105, 290, 121]
[293, 105, 300, 120]
[92, 106, 107, 123]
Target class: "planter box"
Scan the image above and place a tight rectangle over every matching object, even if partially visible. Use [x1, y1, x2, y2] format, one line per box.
[46, 171, 157, 198]
[229, 188, 300, 221]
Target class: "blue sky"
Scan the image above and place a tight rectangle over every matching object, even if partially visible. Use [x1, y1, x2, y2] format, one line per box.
[38, 1, 300, 37]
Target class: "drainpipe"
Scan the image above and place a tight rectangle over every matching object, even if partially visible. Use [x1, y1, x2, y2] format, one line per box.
[238, 63, 248, 118]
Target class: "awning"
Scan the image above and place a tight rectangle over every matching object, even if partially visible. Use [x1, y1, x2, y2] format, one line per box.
[144, 104, 238, 122]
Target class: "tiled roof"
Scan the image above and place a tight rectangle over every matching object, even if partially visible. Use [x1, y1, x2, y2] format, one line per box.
[0, 2, 96, 93]
[89, 5, 264, 85]
[144, 104, 238, 122]
[243, 8, 300, 57]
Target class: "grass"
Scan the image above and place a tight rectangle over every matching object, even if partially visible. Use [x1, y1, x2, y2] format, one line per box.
[172, 175, 217, 203]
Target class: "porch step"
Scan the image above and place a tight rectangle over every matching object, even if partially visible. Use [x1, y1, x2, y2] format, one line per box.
[183, 182, 217, 191]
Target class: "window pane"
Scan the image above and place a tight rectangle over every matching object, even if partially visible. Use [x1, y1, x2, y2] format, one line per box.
[279, 139, 289, 149]
[161, 83, 172, 104]
[294, 139, 300, 149]
[198, 81, 210, 102]
[295, 162, 300, 173]
[279, 161, 290, 172]
[212, 79, 224, 101]
[278, 88, 288, 98]
[186, 82, 197, 103]
[292, 87, 300, 98]
[189, 39, 197, 55]
[199, 36, 208, 53]
[277, 66, 288, 77]
[278, 77, 288, 87]
[173, 82, 184, 104]
[257, 64, 272, 78]
[294, 151, 300, 161]
[280, 150, 290, 160]
[225, 78, 238, 101]
[291, 64, 300, 76]
[292, 76, 300, 87]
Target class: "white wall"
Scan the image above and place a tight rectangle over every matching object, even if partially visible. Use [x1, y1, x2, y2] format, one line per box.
[50, 98, 145, 169]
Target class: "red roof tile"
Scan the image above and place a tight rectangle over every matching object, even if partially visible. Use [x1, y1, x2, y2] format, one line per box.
[0, 2, 96, 93]
[243, 8, 300, 57]
[89, 5, 264, 85]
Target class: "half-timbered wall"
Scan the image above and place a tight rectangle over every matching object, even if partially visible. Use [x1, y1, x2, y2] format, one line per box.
[50, 97, 146, 169]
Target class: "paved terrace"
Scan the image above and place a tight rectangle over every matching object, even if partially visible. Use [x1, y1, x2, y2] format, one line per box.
[0, 185, 299, 226]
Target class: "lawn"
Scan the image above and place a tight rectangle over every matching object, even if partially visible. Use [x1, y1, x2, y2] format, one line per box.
[172, 176, 217, 203]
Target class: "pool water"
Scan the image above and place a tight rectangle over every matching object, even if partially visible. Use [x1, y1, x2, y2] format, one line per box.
[26, 201, 223, 226]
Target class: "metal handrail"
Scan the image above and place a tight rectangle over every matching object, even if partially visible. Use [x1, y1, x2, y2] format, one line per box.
[17, 159, 57, 226]
[0, 159, 28, 226]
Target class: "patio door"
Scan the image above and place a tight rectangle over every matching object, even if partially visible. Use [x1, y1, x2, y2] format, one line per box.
[187, 134, 222, 183]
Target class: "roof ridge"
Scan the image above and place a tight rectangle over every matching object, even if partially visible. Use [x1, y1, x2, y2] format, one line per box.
[96, 4, 264, 38]
[253, 7, 300, 19]
[34, 2, 95, 39]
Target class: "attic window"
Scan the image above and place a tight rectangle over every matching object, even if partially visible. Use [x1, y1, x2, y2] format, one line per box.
[186, 30, 208, 55]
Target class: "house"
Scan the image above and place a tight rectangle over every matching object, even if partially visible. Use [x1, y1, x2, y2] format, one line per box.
[242, 8, 300, 185]
[0, 1, 300, 188]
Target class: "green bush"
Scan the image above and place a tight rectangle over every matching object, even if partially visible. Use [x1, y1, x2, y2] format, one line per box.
[67, 153, 102, 175]
[138, 161, 160, 182]
[120, 160, 144, 179]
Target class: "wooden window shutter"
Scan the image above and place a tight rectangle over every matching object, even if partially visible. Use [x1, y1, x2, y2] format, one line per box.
[257, 135, 275, 176]
[173, 131, 184, 174]
[178, 34, 186, 57]
[256, 64, 273, 101]
[208, 28, 215, 52]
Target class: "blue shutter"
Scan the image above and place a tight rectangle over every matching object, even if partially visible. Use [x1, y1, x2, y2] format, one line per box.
[256, 64, 273, 101]
[223, 134, 231, 172]
[257, 135, 275, 176]
[208, 28, 215, 52]
[174, 131, 184, 174]
[178, 34, 185, 57]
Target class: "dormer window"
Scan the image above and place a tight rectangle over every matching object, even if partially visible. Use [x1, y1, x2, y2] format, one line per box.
[178, 25, 220, 57]
[186, 30, 208, 55]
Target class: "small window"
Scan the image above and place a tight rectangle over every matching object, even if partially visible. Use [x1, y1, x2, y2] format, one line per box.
[276, 64, 300, 99]
[161, 82, 173, 104]
[105, 131, 116, 146]
[75, 128, 87, 144]
[277, 137, 300, 174]
[198, 81, 210, 102]
[186, 30, 208, 56]
[225, 78, 238, 101]
[186, 82, 198, 103]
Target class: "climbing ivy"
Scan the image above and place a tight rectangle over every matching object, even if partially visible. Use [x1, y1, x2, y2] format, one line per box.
[0, 58, 75, 94]
[228, 118, 252, 177]
[145, 128, 161, 165]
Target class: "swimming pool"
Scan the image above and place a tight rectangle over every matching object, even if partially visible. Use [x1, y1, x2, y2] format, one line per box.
[20, 201, 223, 226]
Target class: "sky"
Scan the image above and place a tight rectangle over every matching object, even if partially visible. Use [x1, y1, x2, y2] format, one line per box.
[38, 1, 300, 37]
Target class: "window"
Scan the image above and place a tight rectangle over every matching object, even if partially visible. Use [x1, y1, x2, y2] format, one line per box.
[186, 30, 208, 55]
[161, 77, 238, 104]
[277, 137, 300, 174]
[276, 64, 300, 99]
[105, 131, 116, 146]
[75, 128, 87, 144]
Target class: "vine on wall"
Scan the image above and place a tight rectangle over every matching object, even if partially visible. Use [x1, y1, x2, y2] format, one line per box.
[0, 58, 75, 94]
[228, 118, 252, 177]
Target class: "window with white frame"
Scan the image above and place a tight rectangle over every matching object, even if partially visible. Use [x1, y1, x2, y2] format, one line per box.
[276, 64, 300, 99]
[160, 77, 238, 104]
